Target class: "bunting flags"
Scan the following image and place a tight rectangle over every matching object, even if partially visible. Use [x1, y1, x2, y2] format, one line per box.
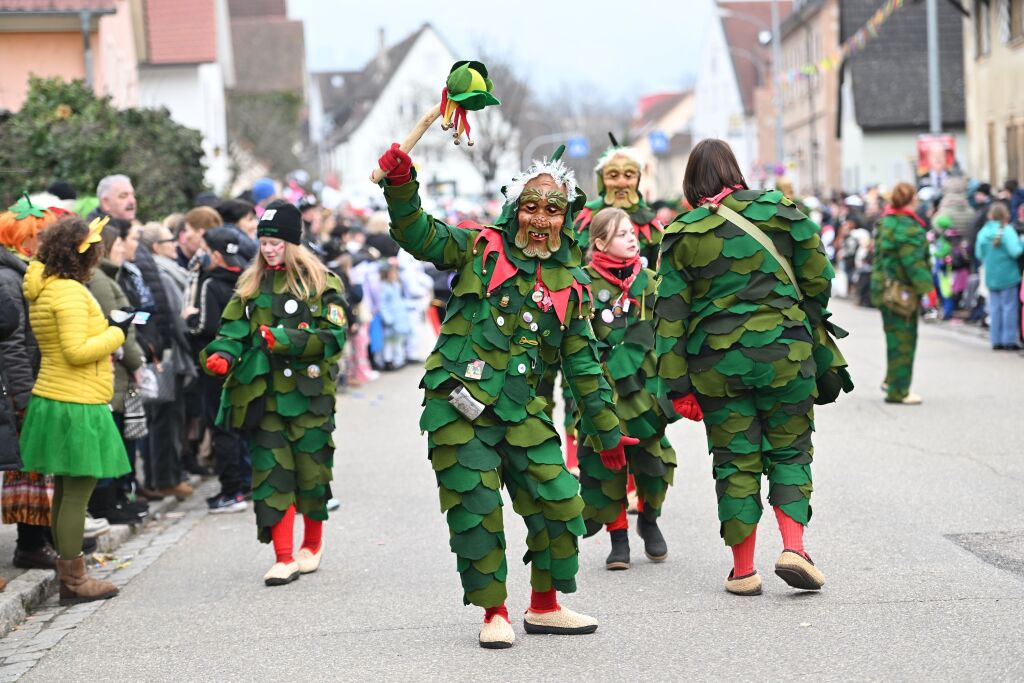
[779, 0, 907, 88]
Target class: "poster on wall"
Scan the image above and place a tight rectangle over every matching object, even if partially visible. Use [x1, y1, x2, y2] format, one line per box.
[916, 134, 956, 190]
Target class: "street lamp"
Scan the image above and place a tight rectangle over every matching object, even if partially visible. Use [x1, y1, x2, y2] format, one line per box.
[718, 0, 784, 173]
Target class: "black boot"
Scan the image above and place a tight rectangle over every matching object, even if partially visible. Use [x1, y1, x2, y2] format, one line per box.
[605, 529, 630, 570]
[636, 515, 668, 562]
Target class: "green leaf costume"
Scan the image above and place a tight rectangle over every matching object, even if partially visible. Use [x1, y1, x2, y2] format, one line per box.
[654, 189, 836, 546]
[869, 212, 933, 401]
[576, 265, 676, 525]
[201, 271, 348, 542]
[381, 170, 622, 608]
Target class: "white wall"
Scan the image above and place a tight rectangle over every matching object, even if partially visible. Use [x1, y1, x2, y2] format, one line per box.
[691, 15, 752, 176]
[138, 63, 230, 192]
[331, 28, 516, 203]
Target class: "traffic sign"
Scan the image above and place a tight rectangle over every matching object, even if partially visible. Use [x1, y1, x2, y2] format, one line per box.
[567, 136, 589, 158]
[648, 130, 670, 155]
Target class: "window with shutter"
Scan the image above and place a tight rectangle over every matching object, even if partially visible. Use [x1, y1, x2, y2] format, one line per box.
[976, 0, 992, 56]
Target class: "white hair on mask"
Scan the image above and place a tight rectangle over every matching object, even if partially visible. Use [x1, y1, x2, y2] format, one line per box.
[504, 158, 579, 204]
[593, 145, 645, 174]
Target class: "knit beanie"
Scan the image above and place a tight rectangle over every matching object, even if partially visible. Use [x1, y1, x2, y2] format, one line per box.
[257, 199, 302, 244]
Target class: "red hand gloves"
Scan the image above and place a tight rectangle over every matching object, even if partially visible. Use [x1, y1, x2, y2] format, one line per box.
[205, 353, 231, 376]
[672, 394, 704, 422]
[377, 143, 413, 185]
[258, 324, 276, 351]
[599, 436, 640, 471]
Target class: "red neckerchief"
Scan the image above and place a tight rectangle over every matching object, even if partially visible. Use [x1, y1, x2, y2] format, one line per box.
[883, 206, 928, 229]
[266, 264, 286, 271]
[699, 184, 744, 208]
[590, 250, 641, 307]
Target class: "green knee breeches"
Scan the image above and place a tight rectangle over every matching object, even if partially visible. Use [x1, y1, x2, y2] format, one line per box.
[426, 390, 585, 608]
[249, 409, 334, 544]
[881, 307, 919, 401]
[698, 375, 816, 546]
[578, 435, 675, 523]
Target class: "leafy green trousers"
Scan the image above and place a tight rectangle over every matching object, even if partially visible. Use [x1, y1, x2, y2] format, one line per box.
[249, 412, 334, 544]
[881, 307, 919, 401]
[578, 435, 674, 524]
[425, 390, 585, 608]
[697, 374, 816, 546]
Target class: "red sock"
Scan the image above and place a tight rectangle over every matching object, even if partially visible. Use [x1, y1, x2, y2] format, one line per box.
[301, 515, 323, 553]
[636, 497, 645, 514]
[606, 504, 628, 532]
[484, 604, 509, 623]
[626, 474, 636, 495]
[529, 588, 559, 613]
[565, 433, 578, 470]
[271, 505, 296, 564]
[731, 526, 757, 577]
[774, 506, 805, 555]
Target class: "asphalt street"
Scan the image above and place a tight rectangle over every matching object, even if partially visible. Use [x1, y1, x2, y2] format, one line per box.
[14, 300, 1024, 681]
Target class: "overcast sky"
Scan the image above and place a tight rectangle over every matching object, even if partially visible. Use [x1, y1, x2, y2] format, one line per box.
[287, 0, 712, 102]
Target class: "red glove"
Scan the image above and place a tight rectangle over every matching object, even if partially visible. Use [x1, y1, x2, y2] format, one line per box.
[672, 394, 704, 421]
[258, 324, 276, 351]
[599, 436, 640, 471]
[377, 143, 413, 185]
[205, 353, 231, 376]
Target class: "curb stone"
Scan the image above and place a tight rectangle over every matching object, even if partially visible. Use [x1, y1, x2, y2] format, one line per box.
[0, 476, 204, 640]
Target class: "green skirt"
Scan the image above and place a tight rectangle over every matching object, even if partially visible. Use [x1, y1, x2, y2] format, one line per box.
[19, 396, 130, 478]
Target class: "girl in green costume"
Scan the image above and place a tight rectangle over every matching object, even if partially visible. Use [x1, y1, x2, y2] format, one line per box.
[655, 139, 837, 596]
[202, 200, 347, 587]
[576, 208, 676, 570]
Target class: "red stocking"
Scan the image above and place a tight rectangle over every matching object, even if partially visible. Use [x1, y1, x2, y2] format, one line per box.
[484, 604, 509, 623]
[529, 588, 559, 614]
[731, 526, 757, 577]
[302, 515, 323, 553]
[564, 433, 578, 470]
[271, 505, 296, 564]
[606, 504, 628, 532]
[774, 506, 805, 555]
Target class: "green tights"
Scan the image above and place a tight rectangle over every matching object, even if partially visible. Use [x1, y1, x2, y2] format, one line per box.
[51, 476, 97, 560]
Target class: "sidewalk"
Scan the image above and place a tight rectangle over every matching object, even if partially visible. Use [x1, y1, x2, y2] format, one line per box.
[0, 476, 209, 644]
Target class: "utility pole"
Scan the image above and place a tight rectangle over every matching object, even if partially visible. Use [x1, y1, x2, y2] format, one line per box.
[926, 0, 942, 134]
[771, 0, 784, 171]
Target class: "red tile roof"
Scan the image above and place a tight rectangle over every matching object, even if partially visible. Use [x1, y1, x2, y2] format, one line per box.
[0, 0, 116, 10]
[144, 0, 216, 65]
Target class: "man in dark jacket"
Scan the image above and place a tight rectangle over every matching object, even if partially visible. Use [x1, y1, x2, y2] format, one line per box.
[186, 227, 255, 513]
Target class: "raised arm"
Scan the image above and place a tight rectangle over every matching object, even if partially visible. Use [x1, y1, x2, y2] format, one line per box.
[378, 145, 470, 271]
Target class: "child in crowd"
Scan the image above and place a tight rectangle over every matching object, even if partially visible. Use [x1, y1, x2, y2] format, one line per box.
[377, 258, 410, 370]
[975, 203, 1023, 349]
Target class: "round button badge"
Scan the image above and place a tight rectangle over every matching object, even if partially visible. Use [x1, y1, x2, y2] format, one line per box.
[284, 299, 299, 315]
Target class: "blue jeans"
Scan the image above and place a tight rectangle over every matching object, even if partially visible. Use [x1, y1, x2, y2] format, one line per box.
[988, 285, 1021, 347]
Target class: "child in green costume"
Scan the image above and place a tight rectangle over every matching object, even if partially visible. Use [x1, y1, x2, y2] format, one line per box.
[576, 208, 676, 570]
[655, 139, 837, 596]
[376, 142, 636, 649]
[202, 201, 347, 587]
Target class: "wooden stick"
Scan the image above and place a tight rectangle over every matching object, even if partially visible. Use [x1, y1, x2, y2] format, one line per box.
[369, 104, 443, 183]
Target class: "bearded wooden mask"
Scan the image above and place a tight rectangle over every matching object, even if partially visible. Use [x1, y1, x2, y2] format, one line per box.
[514, 174, 567, 260]
[600, 154, 641, 209]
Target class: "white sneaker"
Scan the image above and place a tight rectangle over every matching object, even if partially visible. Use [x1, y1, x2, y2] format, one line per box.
[83, 515, 110, 539]
[326, 498, 341, 512]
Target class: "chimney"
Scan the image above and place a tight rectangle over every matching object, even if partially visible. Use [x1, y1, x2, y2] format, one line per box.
[378, 27, 386, 58]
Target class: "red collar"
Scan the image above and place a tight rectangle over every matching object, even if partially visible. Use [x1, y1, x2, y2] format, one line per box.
[883, 206, 927, 229]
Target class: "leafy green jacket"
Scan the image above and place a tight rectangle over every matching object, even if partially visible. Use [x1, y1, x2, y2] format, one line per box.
[200, 270, 348, 429]
[655, 189, 833, 398]
[383, 177, 622, 452]
[580, 265, 671, 439]
[869, 213, 935, 307]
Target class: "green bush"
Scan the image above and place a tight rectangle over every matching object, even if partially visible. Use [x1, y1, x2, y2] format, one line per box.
[0, 76, 207, 220]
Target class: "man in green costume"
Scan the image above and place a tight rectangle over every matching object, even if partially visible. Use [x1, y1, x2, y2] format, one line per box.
[575, 134, 665, 269]
[655, 138, 840, 597]
[375, 142, 635, 649]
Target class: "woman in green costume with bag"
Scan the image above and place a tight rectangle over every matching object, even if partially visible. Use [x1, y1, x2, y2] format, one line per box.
[202, 200, 347, 587]
[576, 208, 676, 571]
[655, 139, 847, 596]
[20, 215, 134, 604]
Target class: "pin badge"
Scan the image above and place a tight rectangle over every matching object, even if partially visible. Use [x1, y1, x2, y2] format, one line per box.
[499, 296, 510, 307]
[306, 364, 321, 379]
[465, 359, 485, 380]
[532, 291, 543, 303]
[523, 312, 533, 323]
[601, 309, 615, 324]
[598, 289, 611, 302]
[284, 299, 299, 315]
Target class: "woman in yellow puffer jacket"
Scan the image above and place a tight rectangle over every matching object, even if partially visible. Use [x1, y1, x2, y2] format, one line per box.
[19, 216, 133, 605]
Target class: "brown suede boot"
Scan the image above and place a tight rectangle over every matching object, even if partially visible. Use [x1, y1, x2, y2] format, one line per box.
[56, 555, 118, 605]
